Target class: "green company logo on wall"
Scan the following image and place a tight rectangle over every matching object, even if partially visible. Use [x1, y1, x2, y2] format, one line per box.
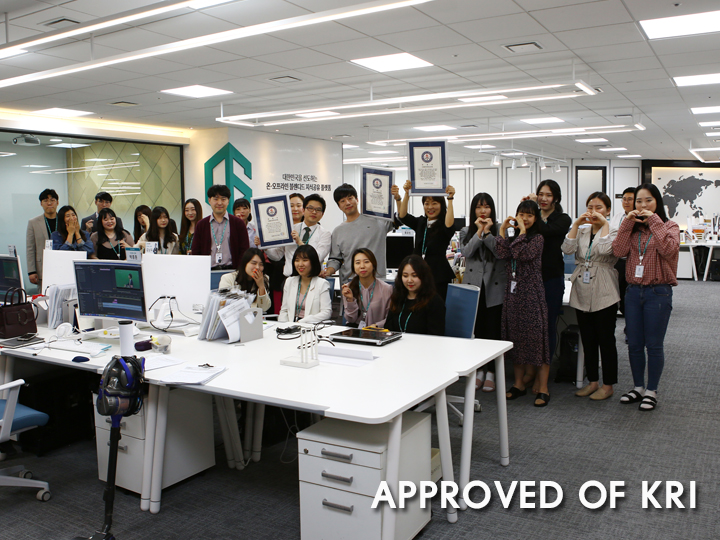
[204, 143, 252, 204]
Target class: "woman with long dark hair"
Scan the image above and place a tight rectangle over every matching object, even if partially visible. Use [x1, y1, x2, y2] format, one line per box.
[459, 192, 506, 391]
[612, 183, 679, 411]
[341, 248, 393, 328]
[278, 244, 332, 323]
[133, 205, 151, 243]
[393, 179, 456, 299]
[90, 208, 134, 260]
[137, 206, 180, 254]
[497, 200, 550, 406]
[384, 255, 445, 335]
[51, 205, 94, 254]
[179, 198, 202, 255]
[218, 247, 271, 312]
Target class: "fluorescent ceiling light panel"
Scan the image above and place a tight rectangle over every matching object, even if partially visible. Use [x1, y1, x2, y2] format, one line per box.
[85, 158, 110, 162]
[367, 142, 387, 146]
[674, 73, 720, 87]
[296, 111, 339, 118]
[342, 144, 358, 149]
[689, 147, 720, 163]
[617, 155, 641, 158]
[520, 117, 564, 125]
[33, 107, 93, 117]
[160, 85, 232, 98]
[368, 150, 398, 154]
[640, 10, 720, 40]
[458, 95, 507, 103]
[0, 152, 16, 157]
[449, 164, 473, 169]
[414, 125, 456, 132]
[691, 106, 720, 115]
[501, 152, 524, 156]
[575, 138, 608, 143]
[0, 0, 435, 90]
[21, 164, 49, 168]
[49, 138, 62, 142]
[575, 81, 597, 95]
[343, 157, 407, 164]
[464, 145, 495, 149]
[350, 52, 432, 73]
[634, 123, 646, 131]
[599, 147, 627, 152]
[47, 143, 91, 148]
[699, 121, 720, 127]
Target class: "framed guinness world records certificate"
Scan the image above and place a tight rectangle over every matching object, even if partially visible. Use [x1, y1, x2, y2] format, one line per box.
[253, 194, 294, 248]
[408, 140, 448, 196]
[361, 167, 394, 221]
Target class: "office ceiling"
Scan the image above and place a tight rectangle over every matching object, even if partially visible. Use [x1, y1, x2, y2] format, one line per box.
[0, 0, 719, 164]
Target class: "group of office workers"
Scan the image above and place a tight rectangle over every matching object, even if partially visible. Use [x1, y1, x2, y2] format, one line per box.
[27, 179, 678, 411]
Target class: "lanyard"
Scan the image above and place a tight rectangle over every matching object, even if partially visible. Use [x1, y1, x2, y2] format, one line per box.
[638, 232, 652, 264]
[212, 218, 228, 248]
[422, 226, 428, 256]
[185, 232, 192, 249]
[107, 236, 121, 259]
[397, 301, 413, 333]
[357, 280, 377, 317]
[511, 259, 517, 280]
[44, 216, 56, 237]
[295, 279, 311, 321]
[584, 235, 595, 268]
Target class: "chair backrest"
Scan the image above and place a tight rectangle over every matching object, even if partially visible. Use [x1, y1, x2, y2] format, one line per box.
[325, 277, 336, 302]
[444, 284, 481, 339]
[563, 253, 575, 276]
[0, 379, 23, 443]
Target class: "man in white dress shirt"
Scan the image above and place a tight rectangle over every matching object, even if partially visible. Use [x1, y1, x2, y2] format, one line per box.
[265, 194, 332, 276]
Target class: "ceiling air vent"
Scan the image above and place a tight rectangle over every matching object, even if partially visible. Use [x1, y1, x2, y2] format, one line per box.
[503, 42, 543, 53]
[109, 101, 139, 107]
[269, 76, 302, 83]
[461, 124, 478, 128]
[43, 18, 80, 29]
[614, 114, 633, 119]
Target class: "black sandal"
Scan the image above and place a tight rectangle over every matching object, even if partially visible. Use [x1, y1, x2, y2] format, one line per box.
[534, 393, 550, 407]
[639, 395, 657, 411]
[506, 386, 527, 400]
[620, 390, 643, 404]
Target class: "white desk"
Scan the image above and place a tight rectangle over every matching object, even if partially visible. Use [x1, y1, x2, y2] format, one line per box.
[686, 242, 719, 281]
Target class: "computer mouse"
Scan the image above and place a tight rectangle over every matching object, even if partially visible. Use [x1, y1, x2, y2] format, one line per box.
[72, 356, 90, 363]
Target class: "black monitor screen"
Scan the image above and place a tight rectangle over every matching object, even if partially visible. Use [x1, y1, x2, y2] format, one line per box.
[0, 256, 22, 297]
[74, 261, 146, 322]
[386, 236, 415, 270]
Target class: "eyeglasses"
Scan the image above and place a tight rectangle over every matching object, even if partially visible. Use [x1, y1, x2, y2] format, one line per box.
[305, 206, 323, 213]
[622, 197, 635, 202]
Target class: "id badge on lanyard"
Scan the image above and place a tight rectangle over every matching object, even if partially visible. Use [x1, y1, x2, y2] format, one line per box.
[510, 259, 517, 293]
[635, 257, 644, 278]
[215, 246, 223, 265]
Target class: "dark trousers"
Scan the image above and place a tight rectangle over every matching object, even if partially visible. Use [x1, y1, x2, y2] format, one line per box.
[576, 304, 619, 385]
[543, 276, 565, 362]
[615, 258, 627, 315]
[473, 283, 502, 373]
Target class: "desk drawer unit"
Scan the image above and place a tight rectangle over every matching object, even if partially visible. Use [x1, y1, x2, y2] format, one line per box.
[94, 387, 215, 494]
[297, 411, 431, 540]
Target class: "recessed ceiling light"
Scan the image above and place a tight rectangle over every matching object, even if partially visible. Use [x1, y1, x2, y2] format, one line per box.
[575, 138, 608, 143]
[674, 73, 720, 87]
[296, 111, 339, 118]
[342, 144, 358, 149]
[160, 85, 232, 98]
[464, 145, 496, 149]
[599, 147, 627, 152]
[350, 52, 432, 73]
[130, 153, 140, 156]
[49, 138, 62, 142]
[520, 117, 564, 125]
[48, 143, 90, 148]
[699, 121, 720, 127]
[414, 125, 456, 132]
[458, 95, 507, 103]
[617, 155, 642, 158]
[368, 150, 399, 154]
[33, 107, 93, 117]
[691, 106, 720, 115]
[640, 9, 720, 40]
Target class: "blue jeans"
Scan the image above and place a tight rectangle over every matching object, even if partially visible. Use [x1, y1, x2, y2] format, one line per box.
[624, 284, 673, 391]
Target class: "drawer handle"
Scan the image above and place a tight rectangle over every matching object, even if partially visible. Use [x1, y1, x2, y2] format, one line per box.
[107, 442, 128, 452]
[104, 418, 127, 428]
[321, 449, 353, 461]
[321, 471, 353, 485]
[322, 499, 354, 514]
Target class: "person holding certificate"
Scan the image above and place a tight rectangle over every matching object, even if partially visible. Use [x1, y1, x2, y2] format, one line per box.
[393, 179, 456, 300]
[278, 245, 332, 323]
[261, 194, 332, 277]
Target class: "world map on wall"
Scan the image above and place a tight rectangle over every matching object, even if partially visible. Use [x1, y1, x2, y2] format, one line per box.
[653, 167, 720, 227]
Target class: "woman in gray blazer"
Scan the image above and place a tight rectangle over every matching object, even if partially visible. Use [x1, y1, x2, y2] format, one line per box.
[459, 193, 507, 392]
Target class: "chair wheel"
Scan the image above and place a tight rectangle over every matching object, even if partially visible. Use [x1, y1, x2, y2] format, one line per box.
[20, 470, 33, 479]
[37, 489, 51, 502]
[474, 403, 482, 412]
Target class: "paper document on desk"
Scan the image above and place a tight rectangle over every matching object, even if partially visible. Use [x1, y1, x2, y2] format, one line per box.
[45, 340, 111, 357]
[317, 345, 376, 367]
[143, 354, 184, 371]
[217, 297, 251, 343]
[163, 365, 227, 385]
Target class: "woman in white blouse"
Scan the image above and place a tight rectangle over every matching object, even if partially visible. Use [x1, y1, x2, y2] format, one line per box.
[561, 192, 620, 401]
[278, 244, 332, 323]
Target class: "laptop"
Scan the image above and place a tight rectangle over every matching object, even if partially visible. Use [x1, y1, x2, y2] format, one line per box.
[328, 328, 403, 346]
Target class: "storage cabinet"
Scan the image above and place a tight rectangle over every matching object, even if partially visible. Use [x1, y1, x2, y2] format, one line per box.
[297, 412, 431, 540]
[94, 387, 215, 494]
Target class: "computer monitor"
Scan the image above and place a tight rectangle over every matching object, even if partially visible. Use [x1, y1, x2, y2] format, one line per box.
[74, 261, 147, 322]
[453, 217, 466, 231]
[386, 236, 415, 270]
[0, 255, 22, 297]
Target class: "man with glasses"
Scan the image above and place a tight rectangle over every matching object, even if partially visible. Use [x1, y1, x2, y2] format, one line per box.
[610, 187, 636, 318]
[264, 194, 332, 277]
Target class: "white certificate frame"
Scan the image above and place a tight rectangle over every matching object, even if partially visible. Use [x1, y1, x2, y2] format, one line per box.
[253, 194, 294, 249]
[361, 167, 394, 221]
[408, 140, 448, 197]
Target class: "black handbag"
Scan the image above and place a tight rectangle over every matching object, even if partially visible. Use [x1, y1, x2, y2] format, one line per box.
[0, 287, 37, 339]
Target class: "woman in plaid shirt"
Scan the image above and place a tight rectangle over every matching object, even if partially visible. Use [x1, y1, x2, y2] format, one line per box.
[612, 184, 679, 411]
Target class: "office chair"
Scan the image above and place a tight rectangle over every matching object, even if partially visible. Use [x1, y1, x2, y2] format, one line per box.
[0, 379, 52, 501]
[415, 284, 482, 425]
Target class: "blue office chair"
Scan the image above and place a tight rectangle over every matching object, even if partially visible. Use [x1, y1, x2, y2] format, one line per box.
[0, 379, 52, 501]
[325, 277, 336, 303]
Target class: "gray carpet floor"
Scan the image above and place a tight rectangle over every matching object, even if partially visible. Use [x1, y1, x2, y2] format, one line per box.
[1, 281, 718, 540]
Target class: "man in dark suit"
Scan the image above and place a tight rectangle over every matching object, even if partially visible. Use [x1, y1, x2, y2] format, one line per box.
[81, 191, 123, 233]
